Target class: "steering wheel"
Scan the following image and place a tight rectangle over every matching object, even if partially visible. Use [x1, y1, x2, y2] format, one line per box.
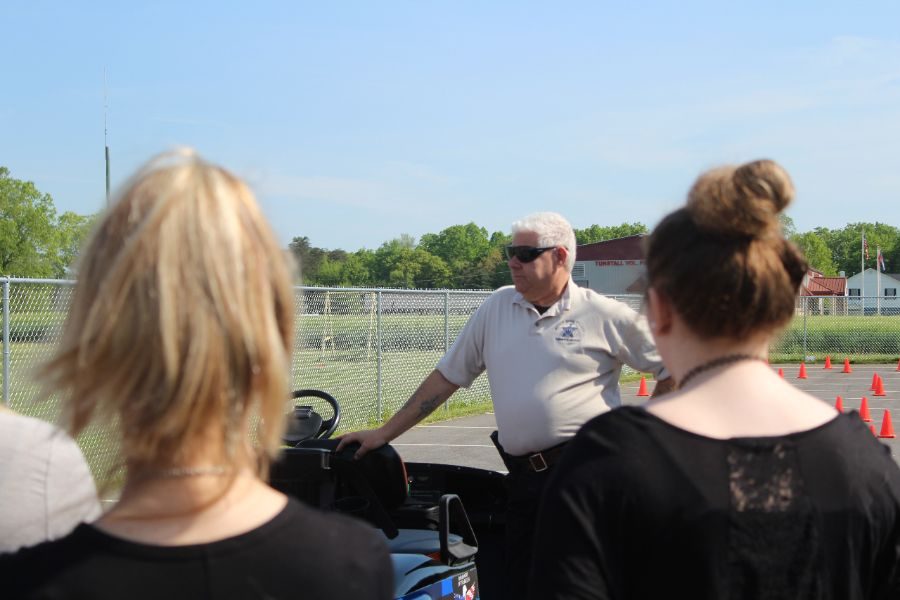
[284, 389, 341, 444]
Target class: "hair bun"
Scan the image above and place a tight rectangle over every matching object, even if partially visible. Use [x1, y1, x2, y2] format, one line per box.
[686, 159, 795, 238]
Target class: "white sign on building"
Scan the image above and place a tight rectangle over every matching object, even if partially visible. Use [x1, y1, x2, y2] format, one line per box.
[573, 235, 647, 295]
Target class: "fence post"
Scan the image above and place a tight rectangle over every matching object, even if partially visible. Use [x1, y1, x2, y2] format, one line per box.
[375, 290, 383, 421]
[2, 277, 9, 405]
[444, 290, 450, 413]
[802, 297, 808, 360]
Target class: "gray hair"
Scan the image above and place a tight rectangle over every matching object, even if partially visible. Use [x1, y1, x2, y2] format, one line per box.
[511, 212, 576, 273]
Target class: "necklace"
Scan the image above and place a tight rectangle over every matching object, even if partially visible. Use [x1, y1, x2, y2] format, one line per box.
[678, 353, 768, 389]
[147, 465, 232, 478]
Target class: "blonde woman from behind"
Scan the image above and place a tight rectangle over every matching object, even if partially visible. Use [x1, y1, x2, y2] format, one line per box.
[0, 149, 393, 600]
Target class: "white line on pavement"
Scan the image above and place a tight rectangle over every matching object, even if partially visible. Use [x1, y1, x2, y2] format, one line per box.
[393, 443, 496, 448]
[416, 425, 495, 429]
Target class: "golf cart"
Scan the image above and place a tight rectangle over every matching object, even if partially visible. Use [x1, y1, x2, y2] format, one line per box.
[269, 390, 507, 600]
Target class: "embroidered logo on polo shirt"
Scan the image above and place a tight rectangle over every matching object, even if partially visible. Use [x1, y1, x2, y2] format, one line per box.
[554, 320, 583, 343]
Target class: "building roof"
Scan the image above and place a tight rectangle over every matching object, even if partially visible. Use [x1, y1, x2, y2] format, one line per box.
[846, 269, 900, 283]
[801, 276, 846, 296]
[575, 235, 646, 261]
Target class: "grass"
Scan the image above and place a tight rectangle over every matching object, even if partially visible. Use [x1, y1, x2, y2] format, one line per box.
[343, 396, 496, 436]
[769, 352, 900, 364]
[771, 314, 900, 362]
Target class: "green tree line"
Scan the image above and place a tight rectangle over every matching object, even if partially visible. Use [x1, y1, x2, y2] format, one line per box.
[1, 167, 94, 278]
[293, 217, 900, 289]
[289, 222, 651, 289]
[2, 166, 897, 286]
[782, 216, 900, 278]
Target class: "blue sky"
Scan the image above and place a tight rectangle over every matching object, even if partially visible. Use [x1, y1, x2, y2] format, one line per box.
[3, 1, 899, 250]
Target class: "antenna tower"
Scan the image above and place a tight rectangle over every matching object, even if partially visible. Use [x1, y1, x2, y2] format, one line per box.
[104, 69, 110, 205]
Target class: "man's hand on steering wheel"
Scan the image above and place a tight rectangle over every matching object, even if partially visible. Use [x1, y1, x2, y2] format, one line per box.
[336, 428, 390, 460]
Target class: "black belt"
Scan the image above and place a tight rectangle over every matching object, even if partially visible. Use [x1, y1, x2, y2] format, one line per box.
[506, 442, 569, 473]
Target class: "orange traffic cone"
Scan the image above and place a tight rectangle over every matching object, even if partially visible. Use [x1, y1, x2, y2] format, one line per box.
[636, 376, 649, 397]
[879, 410, 896, 439]
[896, 358, 900, 372]
[860, 396, 872, 422]
[874, 376, 887, 397]
[798, 363, 808, 379]
[824, 356, 832, 369]
[835, 396, 844, 412]
[842, 358, 852, 373]
[870, 373, 879, 391]
[778, 368, 784, 378]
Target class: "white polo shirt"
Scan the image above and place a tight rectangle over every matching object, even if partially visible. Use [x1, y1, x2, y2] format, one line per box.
[436, 281, 667, 456]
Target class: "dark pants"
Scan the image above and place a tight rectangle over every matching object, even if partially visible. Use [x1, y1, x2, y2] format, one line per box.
[503, 466, 554, 600]
[490, 431, 557, 600]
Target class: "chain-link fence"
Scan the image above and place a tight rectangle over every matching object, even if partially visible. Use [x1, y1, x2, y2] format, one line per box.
[1, 278, 76, 414]
[0, 280, 505, 477]
[4, 278, 899, 475]
[291, 288, 494, 431]
[770, 295, 900, 362]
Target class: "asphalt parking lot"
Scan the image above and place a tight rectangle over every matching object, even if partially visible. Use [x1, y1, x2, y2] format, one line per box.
[392, 363, 900, 471]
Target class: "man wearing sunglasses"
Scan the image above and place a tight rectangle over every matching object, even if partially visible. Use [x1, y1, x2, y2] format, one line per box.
[339, 212, 672, 599]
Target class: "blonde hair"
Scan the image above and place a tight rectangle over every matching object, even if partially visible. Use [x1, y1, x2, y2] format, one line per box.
[38, 149, 294, 475]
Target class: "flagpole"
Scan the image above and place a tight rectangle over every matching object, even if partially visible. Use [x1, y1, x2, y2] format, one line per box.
[861, 229, 865, 315]
[877, 246, 882, 316]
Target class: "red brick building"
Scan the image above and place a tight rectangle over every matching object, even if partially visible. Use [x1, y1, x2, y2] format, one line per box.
[573, 235, 647, 295]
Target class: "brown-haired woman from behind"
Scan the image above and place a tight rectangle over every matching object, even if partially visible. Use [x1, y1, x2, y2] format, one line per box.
[528, 160, 900, 599]
[0, 149, 393, 600]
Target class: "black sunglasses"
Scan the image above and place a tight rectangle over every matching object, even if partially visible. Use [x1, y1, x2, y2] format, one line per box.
[505, 245, 557, 263]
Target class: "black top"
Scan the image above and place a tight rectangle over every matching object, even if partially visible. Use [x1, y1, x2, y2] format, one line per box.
[1, 497, 393, 600]
[528, 407, 900, 600]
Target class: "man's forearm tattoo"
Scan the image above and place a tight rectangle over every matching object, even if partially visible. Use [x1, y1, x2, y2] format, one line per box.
[400, 392, 443, 418]
[417, 394, 442, 418]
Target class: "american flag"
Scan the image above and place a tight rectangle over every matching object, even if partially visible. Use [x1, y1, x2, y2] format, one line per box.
[878, 248, 886, 272]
